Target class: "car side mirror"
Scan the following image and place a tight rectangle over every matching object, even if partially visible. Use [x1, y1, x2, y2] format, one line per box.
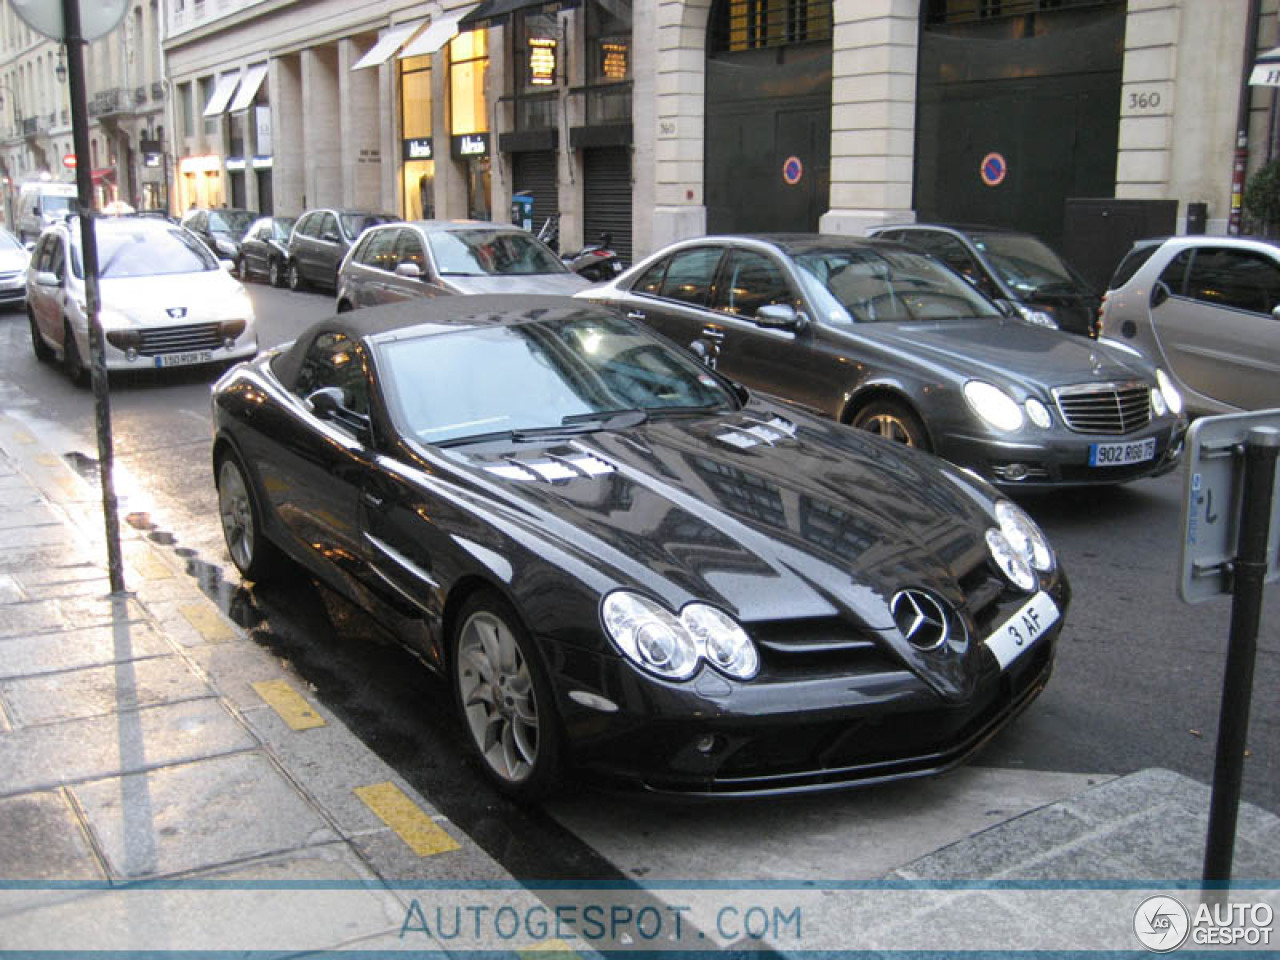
[307, 387, 345, 419]
[395, 262, 423, 280]
[1150, 280, 1171, 308]
[755, 303, 806, 331]
[1272, 304, 1280, 322]
[220, 259, 235, 272]
[34, 270, 59, 287]
[24, 241, 35, 252]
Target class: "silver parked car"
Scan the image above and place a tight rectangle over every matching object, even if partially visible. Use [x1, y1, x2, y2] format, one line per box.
[26, 216, 258, 384]
[1098, 235, 1280, 415]
[336, 221, 589, 312]
[0, 226, 31, 309]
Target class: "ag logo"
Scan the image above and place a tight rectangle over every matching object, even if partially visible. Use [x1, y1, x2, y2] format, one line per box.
[1134, 895, 1190, 952]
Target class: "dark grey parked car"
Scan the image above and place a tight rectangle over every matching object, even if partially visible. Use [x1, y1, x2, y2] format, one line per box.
[237, 216, 296, 287]
[287, 208, 399, 292]
[581, 235, 1187, 490]
[868, 223, 1100, 337]
[181, 207, 259, 265]
[336, 221, 589, 312]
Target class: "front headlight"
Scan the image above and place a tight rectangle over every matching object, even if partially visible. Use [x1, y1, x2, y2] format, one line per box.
[1013, 303, 1058, 329]
[986, 529, 1036, 591]
[601, 591, 759, 681]
[995, 500, 1054, 572]
[1024, 397, 1052, 429]
[964, 380, 1025, 432]
[1156, 368, 1183, 416]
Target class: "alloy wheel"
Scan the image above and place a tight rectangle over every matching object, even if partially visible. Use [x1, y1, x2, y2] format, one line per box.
[218, 458, 255, 573]
[269, 259, 282, 287]
[456, 610, 540, 785]
[861, 413, 918, 445]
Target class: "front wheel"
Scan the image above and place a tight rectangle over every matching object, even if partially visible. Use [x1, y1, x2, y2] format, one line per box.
[62, 319, 88, 387]
[452, 591, 562, 800]
[217, 452, 287, 582]
[287, 261, 304, 292]
[851, 400, 930, 451]
[236, 257, 249, 282]
[29, 310, 53, 363]
[268, 258, 284, 288]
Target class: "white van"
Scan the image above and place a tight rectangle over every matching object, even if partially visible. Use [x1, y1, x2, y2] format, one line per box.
[17, 182, 79, 245]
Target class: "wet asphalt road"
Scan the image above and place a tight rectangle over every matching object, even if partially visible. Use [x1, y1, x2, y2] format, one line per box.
[0, 283, 1276, 888]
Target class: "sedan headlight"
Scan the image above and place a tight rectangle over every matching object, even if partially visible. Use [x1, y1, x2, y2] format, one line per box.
[964, 380, 1025, 432]
[1024, 397, 1052, 429]
[995, 500, 1054, 572]
[601, 591, 759, 681]
[1013, 303, 1058, 329]
[1156, 368, 1183, 416]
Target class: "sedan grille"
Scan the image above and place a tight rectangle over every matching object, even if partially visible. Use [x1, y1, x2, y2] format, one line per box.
[136, 322, 223, 356]
[1052, 382, 1152, 435]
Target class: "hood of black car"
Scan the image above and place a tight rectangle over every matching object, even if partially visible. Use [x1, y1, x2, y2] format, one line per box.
[853, 318, 1150, 392]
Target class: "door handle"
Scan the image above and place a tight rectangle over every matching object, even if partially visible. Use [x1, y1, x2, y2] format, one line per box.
[626, 310, 646, 321]
[362, 492, 384, 509]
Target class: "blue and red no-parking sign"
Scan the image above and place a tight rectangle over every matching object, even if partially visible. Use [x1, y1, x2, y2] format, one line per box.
[980, 152, 1007, 187]
[783, 156, 804, 186]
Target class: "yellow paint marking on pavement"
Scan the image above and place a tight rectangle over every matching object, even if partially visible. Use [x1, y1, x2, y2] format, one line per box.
[11, 431, 34, 445]
[179, 603, 237, 642]
[251, 680, 327, 731]
[354, 782, 461, 857]
[36, 454, 60, 468]
[519, 940, 581, 959]
[57, 477, 81, 500]
[129, 548, 173, 581]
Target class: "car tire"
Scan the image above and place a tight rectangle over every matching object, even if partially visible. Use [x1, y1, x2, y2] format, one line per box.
[29, 310, 53, 363]
[236, 257, 248, 282]
[268, 258, 284, 288]
[216, 451, 287, 583]
[287, 261, 304, 292]
[451, 590, 562, 801]
[851, 400, 931, 451]
[62, 319, 88, 387]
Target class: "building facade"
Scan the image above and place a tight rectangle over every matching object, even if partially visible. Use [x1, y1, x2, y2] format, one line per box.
[0, 0, 167, 220]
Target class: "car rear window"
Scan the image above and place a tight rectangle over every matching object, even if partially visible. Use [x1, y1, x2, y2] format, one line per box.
[1108, 244, 1160, 290]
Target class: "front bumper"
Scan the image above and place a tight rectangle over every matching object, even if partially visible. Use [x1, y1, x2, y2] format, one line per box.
[940, 417, 1187, 490]
[548, 575, 1068, 796]
[74, 321, 258, 372]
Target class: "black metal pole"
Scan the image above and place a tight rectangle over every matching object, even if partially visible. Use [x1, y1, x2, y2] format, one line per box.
[62, 0, 126, 595]
[1202, 426, 1279, 888]
[1230, 0, 1263, 234]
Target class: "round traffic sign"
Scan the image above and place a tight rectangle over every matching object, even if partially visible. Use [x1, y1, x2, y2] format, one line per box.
[980, 152, 1007, 187]
[782, 156, 803, 186]
[62, 154, 77, 169]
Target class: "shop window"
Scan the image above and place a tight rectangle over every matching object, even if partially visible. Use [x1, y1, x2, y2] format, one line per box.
[583, 0, 631, 126]
[709, 0, 832, 53]
[449, 29, 488, 135]
[400, 54, 434, 219]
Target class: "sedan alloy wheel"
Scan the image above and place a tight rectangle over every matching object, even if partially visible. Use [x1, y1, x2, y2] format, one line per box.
[288, 261, 304, 292]
[269, 258, 284, 288]
[852, 401, 930, 450]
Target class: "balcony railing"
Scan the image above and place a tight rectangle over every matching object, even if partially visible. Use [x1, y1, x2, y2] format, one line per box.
[88, 87, 136, 119]
[513, 90, 559, 132]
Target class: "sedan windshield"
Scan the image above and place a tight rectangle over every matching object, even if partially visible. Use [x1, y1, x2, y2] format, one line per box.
[210, 210, 257, 237]
[341, 213, 398, 239]
[379, 313, 737, 445]
[970, 232, 1086, 299]
[75, 225, 219, 279]
[427, 230, 569, 276]
[272, 218, 296, 241]
[793, 247, 1001, 324]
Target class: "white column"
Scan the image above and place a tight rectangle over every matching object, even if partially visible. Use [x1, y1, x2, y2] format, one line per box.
[648, 0, 707, 252]
[339, 36, 382, 210]
[820, 0, 919, 236]
[302, 45, 341, 208]
[270, 55, 305, 215]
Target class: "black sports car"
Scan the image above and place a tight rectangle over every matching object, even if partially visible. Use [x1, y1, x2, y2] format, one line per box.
[211, 295, 1069, 798]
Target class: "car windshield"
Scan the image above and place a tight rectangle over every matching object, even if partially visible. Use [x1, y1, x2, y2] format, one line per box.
[341, 213, 398, 239]
[378, 312, 737, 446]
[970, 232, 1084, 299]
[272, 218, 296, 241]
[43, 194, 78, 215]
[75, 225, 219, 279]
[210, 210, 257, 237]
[427, 230, 569, 276]
[792, 246, 1001, 324]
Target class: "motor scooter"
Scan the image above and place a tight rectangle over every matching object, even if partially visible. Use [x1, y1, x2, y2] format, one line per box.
[537, 215, 623, 282]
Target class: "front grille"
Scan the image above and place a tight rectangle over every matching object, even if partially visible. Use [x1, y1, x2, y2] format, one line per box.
[137, 322, 222, 357]
[1052, 381, 1151, 435]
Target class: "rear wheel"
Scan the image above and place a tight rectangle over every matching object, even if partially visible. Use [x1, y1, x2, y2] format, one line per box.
[851, 400, 930, 451]
[452, 590, 562, 801]
[216, 451, 287, 582]
[62, 319, 88, 387]
[29, 310, 53, 363]
[236, 257, 248, 282]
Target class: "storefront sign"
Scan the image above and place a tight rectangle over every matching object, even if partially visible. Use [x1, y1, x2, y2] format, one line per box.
[255, 105, 273, 157]
[403, 138, 434, 162]
[251, 156, 273, 169]
[529, 37, 557, 86]
[225, 157, 247, 171]
[452, 133, 489, 159]
[601, 41, 628, 80]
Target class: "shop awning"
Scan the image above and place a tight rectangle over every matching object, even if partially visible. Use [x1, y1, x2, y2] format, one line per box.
[228, 63, 268, 112]
[458, 0, 580, 31]
[202, 72, 241, 117]
[1251, 46, 1280, 86]
[90, 167, 116, 185]
[398, 5, 476, 58]
[352, 18, 426, 70]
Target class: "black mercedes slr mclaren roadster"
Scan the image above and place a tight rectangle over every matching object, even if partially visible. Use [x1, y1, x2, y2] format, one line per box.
[211, 295, 1069, 798]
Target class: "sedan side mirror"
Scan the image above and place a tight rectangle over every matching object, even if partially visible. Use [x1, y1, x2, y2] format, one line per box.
[755, 303, 806, 331]
[394, 262, 423, 280]
[1150, 280, 1171, 308]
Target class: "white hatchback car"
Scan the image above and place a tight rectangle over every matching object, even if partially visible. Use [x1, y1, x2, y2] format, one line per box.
[1098, 235, 1280, 415]
[26, 216, 259, 384]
